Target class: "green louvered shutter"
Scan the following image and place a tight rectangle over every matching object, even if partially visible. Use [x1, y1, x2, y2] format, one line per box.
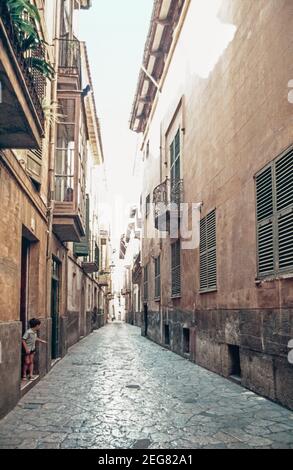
[256, 146, 293, 278]
[200, 210, 217, 291]
[276, 148, 293, 272]
[171, 240, 181, 297]
[256, 166, 275, 277]
[74, 194, 89, 257]
[154, 256, 161, 299]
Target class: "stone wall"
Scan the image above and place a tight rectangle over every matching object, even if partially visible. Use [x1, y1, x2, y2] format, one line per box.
[65, 311, 80, 350]
[0, 322, 22, 418]
[0, 153, 50, 418]
[138, 0, 293, 411]
[142, 307, 293, 410]
[125, 311, 143, 328]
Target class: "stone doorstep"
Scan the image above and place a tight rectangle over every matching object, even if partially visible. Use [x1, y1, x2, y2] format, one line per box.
[20, 375, 40, 398]
[51, 358, 62, 368]
[228, 375, 242, 385]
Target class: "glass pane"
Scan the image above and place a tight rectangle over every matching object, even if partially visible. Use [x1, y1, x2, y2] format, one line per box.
[170, 142, 175, 166]
[55, 148, 74, 176]
[57, 123, 75, 148]
[59, 99, 76, 123]
[55, 176, 74, 202]
[175, 158, 180, 180]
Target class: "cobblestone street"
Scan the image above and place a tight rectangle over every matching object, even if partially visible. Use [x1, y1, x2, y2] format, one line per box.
[0, 323, 293, 449]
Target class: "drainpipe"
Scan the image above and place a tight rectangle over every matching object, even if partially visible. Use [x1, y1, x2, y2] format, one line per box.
[46, 0, 61, 369]
[47, 0, 60, 259]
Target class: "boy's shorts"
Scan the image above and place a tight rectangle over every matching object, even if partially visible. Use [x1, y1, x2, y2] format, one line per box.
[22, 348, 36, 356]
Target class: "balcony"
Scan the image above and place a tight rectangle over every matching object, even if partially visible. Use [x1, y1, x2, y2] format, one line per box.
[77, 0, 92, 9]
[132, 253, 142, 284]
[121, 288, 131, 296]
[53, 171, 86, 242]
[153, 177, 184, 231]
[0, 3, 45, 148]
[97, 274, 110, 287]
[58, 38, 81, 86]
[82, 245, 99, 274]
[52, 97, 86, 242]
[82, 261, 99, 274]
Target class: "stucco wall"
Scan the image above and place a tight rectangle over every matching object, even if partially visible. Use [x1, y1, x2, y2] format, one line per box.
[140, 0, 293, 409]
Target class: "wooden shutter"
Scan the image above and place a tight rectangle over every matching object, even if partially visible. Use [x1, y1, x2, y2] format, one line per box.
[276, 148, 293, 272]
[256, 166, 274, 276]
[170, 130, 181, 203]
[200, 210, 217, 291]
[171, 240, 181, 296]
[146, 194, 150, 217]
[256, 146, 293, 277]
[74, 194, 89, 257]
[155, 256, 161, 299]
[95, 244, 100, 267]
[27, 143, 42, 185]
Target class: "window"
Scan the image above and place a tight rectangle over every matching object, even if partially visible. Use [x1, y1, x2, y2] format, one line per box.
[78, 123, 87, 224]
[154, 256, 161, 300]
[228, 345, 241, 378]
[145, 194, 150, 218]
[143, 265, 148, 301]
[171, 240, 181, 297]
[200, 209, 217, 292]
[170, 129, 181, 203]
[55, 98, 76, 202]
[256, 147, 293, 278]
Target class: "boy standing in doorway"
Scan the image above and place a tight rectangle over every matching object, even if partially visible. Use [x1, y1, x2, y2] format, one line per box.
[22, 318, 47, 380]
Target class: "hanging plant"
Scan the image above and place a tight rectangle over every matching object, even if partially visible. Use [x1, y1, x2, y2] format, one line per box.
[42, 99, 66, 126]
[6, 0, 55, 80]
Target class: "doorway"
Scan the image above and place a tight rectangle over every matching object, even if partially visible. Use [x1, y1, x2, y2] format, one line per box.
[80, 284, 86, 338]
[20, 237, 30, 335]
[144, 304, 148, 336]
[51, 258, 60, 360]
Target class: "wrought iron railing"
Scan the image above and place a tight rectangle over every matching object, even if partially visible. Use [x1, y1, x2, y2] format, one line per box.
[0, 3, 45, 129]
[153, 177, 184, 219]
[58, 38, 81, 81]
[170, 178, 184, 205]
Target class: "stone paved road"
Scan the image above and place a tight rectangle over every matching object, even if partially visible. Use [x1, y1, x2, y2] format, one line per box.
[0, 323, 293, 449]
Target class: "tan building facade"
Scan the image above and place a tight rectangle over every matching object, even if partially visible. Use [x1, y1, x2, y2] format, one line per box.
[130, 0, 293, 409]
[0, 0, 109, 418]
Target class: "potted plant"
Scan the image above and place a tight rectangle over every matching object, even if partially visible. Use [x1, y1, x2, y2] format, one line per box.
[6, 0, 54, 80]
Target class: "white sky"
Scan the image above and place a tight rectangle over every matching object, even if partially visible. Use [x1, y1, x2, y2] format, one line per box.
[79, 1, 153, 239]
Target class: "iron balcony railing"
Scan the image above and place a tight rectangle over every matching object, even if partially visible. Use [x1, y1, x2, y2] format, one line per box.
[58, 38, 81, 82]
[153, 177, 184, 219]
[0, 2, 45, 129]
[132, 253, 142, 284]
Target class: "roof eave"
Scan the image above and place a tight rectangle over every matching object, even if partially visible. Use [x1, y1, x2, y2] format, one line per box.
[130, 0, 186, 134]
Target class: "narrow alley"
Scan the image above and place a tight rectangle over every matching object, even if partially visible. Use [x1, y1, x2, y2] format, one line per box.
[0, 323, 292, 450]
[1, 0, 293, 453]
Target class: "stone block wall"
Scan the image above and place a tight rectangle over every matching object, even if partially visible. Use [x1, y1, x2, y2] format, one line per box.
[141, 307, 293, 410]
[0, 322, 22, 418]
